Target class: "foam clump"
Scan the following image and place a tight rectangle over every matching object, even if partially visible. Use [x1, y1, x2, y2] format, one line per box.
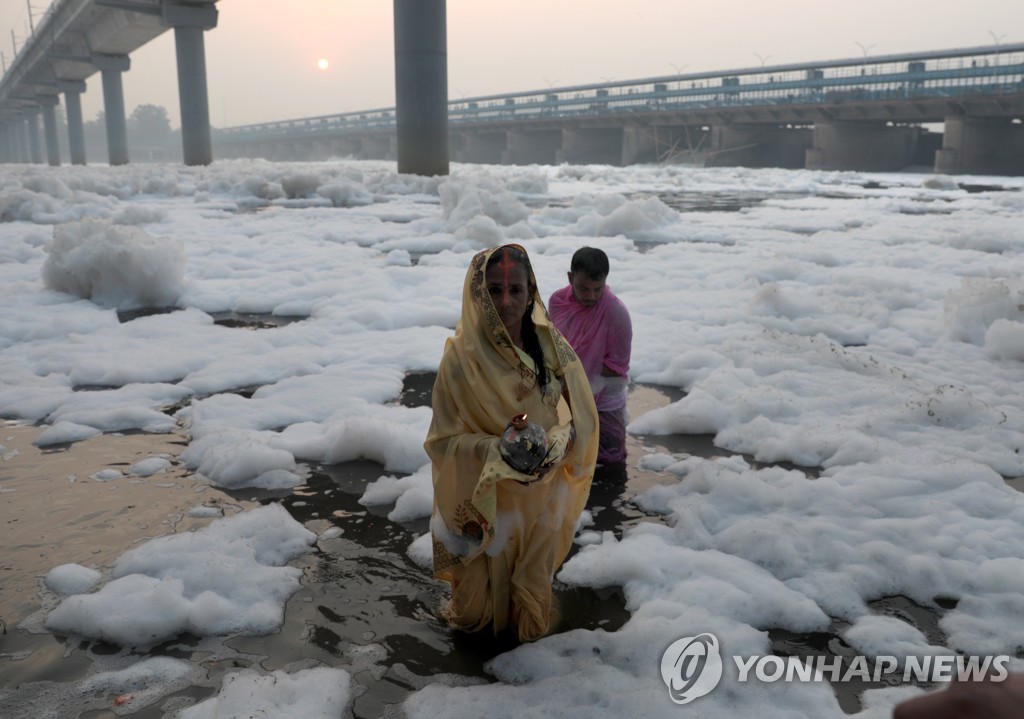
[42, 218, 186, 310]
[179, 666, 351, 719]
[44, 504, 315, 647]
[45, 563, 103, 595]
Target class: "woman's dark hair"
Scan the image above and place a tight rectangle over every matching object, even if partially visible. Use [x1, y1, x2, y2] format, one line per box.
[487, 246, 548, 389]
[570, 246, 609, 281]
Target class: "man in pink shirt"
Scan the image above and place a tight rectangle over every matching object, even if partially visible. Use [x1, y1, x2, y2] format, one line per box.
[548, 247, 633, 464]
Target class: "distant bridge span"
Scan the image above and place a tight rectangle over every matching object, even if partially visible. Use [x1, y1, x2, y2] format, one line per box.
[218, 43, 1024, 176]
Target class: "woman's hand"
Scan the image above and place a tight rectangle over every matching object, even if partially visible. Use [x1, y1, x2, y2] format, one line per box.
[498, 453, 546, 484]
[533, 423, 575, 475]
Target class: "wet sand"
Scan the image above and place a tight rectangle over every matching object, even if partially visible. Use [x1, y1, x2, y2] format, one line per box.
[0, 424, 251, 626]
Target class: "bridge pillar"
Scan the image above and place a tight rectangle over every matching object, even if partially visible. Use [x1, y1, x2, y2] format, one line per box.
[10, 120, 27, 163]
[344, 137, 365, 158]
[38, 95, 62, 166]
[394, 0, 449, 176]
[503, 130, 560, 165]
[58, 80, 88, 166]
[622, 127, 658, 165]
[17, 116, 33, 163]
[323, 137, 352, 159]
[935, 117, 1024, 176]
[455, 131, 506, 164]
[3, 119, 21, 163]
[0, 122, 12, 162]
[557, 128, 623, 165]
[27, 109, 42, 163]
[310, 139, 330, 160]
[162, 1, 218, 165]
[360, 135, 393, 160]
[448, 132, 465, 162]
[707, 124, 811, 168]
[7, 122, 23, 163]
[4, 121, 15, 163]
[93, 54, 131, 166]
[807, 121, 920, 172]
[1, 123, 10, 163]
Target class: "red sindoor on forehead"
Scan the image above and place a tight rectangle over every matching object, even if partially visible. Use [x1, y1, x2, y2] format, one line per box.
[497, 252, 517, 284]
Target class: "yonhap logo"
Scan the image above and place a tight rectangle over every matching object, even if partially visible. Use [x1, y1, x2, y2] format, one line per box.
[659, 631, 1010, 707]
[660, 633, 724, 704]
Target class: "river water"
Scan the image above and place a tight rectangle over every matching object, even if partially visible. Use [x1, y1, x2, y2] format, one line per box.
[0, 365, 969, 717]
[7, 179, 1013, 716]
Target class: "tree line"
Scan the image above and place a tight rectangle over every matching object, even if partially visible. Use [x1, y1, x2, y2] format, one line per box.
[83, 104, 177, 162]
[45, 104, 179, 163]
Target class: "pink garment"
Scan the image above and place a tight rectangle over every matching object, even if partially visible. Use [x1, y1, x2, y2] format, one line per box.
[548, 284, 632, 412]
[597, 407, 628, 464]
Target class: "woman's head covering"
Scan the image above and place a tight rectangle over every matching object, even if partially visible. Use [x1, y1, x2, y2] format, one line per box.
[426, 244, 599, 571]
[464, 243, 574, 404]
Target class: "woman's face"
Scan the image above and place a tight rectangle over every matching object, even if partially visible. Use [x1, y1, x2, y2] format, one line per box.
[485, 257, 531, 334]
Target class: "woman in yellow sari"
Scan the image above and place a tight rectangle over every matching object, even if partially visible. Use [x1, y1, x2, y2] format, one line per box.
[425, 244, 599, 642]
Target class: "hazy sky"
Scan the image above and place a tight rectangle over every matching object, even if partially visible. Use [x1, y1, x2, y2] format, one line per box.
[2, 0, 1022, 129]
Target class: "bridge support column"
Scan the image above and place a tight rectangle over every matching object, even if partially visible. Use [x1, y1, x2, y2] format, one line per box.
[27, 109, 42, 163]
[4, 119, 21, 163]
[93, 54, 131, 166]
[707, 124, 811, 168]
[326, 137, 360, 158]
[7, 122, 20, 163]
[9, 121, 27, 162]
[39, 95, 62, 166]
[2, 123, 11, 163]
[310, 139, 331, 160]
[394, 0, 449, 176]
[622, 127, 658, 165]
[503, 130, 560, 165]
[17, 116, 32, 163]
[0, 122, 12, 162]
[935, 117, 1024, 176]
[58, 80, 88, 166]
[557, 128, 623, 165]
[360, 135, 393, 160]
[162, 1, 218, 165]
[807, 121, 920, 172]
[456, 132, 506, 164]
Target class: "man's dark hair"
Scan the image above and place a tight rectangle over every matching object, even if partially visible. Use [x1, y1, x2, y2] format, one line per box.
[570, 246, 609, 281]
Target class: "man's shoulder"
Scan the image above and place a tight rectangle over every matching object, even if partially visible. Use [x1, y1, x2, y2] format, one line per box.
[548, 285, 574, 314]
[604, 288, 632, 318]
[549, 284, 573, 302]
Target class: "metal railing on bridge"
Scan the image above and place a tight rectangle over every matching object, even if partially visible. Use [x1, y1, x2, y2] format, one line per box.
[216, 43, 1024, 142]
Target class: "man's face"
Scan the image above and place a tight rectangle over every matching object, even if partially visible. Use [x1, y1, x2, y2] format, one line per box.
[568, 271, 606, 307]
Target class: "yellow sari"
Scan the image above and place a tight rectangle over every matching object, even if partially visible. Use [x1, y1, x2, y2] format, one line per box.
[425, 245, 599, 642]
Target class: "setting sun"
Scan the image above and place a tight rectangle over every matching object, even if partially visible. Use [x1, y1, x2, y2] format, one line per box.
[316, 57, 329, 71]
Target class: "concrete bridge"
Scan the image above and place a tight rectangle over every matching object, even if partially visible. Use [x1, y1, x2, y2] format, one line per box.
[0, 0, 218, 166]
[2, 5, 1021, 176]
[218, 43, 1024, 176]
